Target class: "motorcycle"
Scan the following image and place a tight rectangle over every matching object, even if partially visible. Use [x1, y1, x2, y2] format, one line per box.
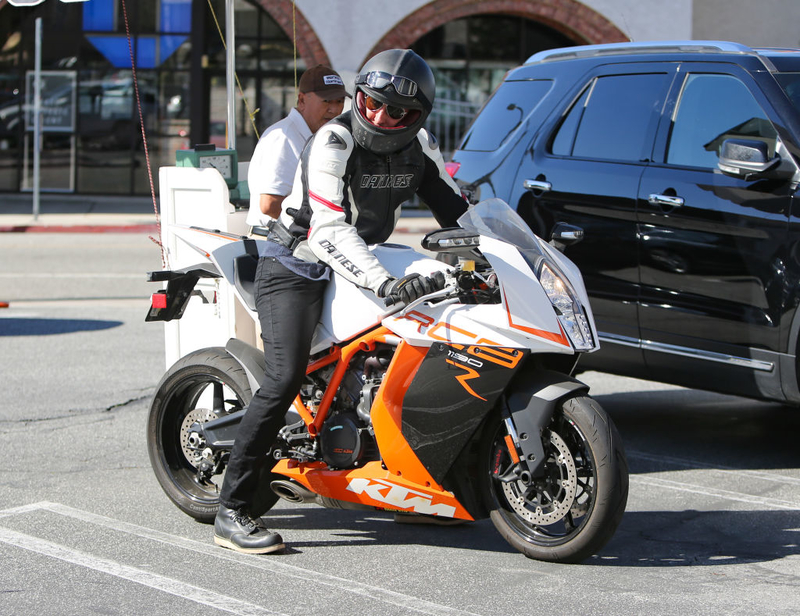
[145, 198, 628, 563]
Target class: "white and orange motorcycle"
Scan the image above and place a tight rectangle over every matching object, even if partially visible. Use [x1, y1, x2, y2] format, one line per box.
[145, 198, 628, 563]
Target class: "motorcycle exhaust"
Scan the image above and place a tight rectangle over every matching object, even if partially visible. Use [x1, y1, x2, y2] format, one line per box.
[270, 479, 374, 511]
[270, 479, 318, 504]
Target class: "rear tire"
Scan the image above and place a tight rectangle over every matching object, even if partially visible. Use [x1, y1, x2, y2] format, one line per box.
[482, 395, 628, 563]
[146, 347, 279, 523]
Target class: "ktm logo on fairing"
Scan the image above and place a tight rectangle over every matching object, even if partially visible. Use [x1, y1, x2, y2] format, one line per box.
[346, 477, 457, 517]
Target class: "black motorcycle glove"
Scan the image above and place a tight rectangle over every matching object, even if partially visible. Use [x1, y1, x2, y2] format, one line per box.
[378, 272, 445, 305]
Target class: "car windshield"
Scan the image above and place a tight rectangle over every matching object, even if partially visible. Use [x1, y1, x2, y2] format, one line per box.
[775, 73, 800, 114]
[457, 198, 546, 255]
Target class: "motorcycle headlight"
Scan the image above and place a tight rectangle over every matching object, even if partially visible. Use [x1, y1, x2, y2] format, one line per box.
[538, 262, 594, 351]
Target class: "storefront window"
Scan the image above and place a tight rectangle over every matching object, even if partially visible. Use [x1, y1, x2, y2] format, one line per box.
[412, 15, 576, 159]
[0, 11, 23, 191]
[1, 0, 295, 196]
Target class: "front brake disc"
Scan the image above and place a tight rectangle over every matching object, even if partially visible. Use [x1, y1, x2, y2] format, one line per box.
[502, 431, 577, 525]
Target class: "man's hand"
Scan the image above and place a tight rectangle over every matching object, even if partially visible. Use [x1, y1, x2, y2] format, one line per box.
[378, 272, 445, 305]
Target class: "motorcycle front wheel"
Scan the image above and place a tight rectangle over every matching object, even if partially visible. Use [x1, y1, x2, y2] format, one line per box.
[146, 347, 279, 523]
[482, 395, 628, 563]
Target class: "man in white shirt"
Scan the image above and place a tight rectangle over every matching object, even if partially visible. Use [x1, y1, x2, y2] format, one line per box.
[246, 65, 347, 227]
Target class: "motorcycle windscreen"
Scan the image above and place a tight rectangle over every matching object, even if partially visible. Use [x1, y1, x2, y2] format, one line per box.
[401, 343, 528, 484]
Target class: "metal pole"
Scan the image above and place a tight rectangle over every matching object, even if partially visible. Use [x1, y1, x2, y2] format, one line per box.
[225, 0, 236, 150]
[33, 17, 42, 220]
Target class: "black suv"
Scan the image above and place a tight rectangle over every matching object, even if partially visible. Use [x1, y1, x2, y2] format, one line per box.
[450, 41, 800, 405]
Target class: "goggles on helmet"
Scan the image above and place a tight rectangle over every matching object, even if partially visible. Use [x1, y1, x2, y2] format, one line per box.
[356, 71, 418, 97]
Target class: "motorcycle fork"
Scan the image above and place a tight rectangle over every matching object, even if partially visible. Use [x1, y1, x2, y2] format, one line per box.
[294, 325, 396, 437]
[495, 405, 549, 485]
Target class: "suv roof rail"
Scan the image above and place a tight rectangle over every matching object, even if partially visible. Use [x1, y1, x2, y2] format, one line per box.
[525, 40, 758, 64]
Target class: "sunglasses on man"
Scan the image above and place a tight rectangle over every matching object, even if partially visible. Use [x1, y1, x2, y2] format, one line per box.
[364, 95, 408, 120]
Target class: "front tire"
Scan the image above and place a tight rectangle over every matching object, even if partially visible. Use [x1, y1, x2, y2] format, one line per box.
[483, 395, 628, 563]
[146, 347, 279, 522]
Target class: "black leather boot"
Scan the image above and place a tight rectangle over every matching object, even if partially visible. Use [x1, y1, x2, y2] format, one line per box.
[214, 505, 285, 554]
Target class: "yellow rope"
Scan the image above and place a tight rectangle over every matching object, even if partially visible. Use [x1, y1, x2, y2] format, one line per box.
[206, 0, 260, 139]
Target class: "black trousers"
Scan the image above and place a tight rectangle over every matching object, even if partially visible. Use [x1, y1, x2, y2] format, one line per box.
[220, 256, 328, 511]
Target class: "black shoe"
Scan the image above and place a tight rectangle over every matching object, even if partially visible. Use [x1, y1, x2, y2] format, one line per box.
[214, 505, 285, 554]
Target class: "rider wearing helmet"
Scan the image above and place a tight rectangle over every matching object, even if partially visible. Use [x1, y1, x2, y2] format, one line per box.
[280, 47, 468, 296]
[214, 49, 467, 554]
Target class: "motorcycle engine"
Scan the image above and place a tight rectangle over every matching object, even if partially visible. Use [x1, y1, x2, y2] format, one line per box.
[319, 413, 365, 469]
[317, 346, 392, 469]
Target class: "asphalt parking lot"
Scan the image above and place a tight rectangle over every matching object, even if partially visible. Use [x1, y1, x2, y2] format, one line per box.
[1, 231, 799, 615]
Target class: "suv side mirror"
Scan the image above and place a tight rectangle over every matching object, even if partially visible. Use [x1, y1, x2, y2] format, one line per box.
[718, 138, 782, 178]
[550, 222, 584, 252]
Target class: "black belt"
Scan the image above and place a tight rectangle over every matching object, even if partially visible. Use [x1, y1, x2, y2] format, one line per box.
[252, 219, 301, 251]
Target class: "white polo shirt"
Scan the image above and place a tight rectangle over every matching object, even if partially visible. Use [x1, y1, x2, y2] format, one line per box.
[246, 107, 312, 228]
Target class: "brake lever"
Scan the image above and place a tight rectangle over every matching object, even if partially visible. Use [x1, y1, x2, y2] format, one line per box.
[397, 285, 458, 315]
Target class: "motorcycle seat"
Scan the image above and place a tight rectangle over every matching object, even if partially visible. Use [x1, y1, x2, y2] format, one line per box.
[233, 254, 258, 311]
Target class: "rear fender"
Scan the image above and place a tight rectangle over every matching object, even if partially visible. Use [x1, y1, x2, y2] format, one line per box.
[225, 338, 264, 395]
[224, 338, 302, 425]
[503, 369, 588, 476]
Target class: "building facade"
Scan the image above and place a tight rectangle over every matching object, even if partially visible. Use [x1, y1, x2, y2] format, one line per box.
[0, 0, 797, 198]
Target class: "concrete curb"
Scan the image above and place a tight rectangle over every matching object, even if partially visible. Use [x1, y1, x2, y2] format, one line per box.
[0, 223, 160, 233]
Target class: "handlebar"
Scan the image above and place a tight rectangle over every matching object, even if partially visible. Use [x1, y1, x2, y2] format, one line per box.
[383, 284, 459, 310]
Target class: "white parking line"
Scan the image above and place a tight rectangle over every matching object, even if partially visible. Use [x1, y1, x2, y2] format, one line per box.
[628, 450, 800, 487]
[0, 502, 481, 616]
[0, 526, 283, 616]
[629, 476, 800, 510]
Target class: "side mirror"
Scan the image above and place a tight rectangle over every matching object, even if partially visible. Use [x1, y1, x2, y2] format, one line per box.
[550, 222, 583, 252]
[718, 138, 781, 177]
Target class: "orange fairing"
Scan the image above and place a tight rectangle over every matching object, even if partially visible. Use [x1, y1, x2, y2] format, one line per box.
[279, 328, 471, 517]
[368, 341, 449, 490]
[272, 459, 473, 520]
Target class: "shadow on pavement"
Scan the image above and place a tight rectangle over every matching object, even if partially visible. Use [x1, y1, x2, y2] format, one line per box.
[238, 504, 800, 567]
[0, 317, 122, 336]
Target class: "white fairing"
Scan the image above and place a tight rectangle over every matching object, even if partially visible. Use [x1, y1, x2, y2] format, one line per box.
[167, 199, 599, 359]
[382, 235, 593, 352]
[311, 244, 447, 353]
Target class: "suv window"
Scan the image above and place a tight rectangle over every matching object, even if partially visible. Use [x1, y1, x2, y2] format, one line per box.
[459, 80, 553, 152]
[551, 73, 668, 162]
[667, 73, 777, 169]
[774, 73, 800, 114]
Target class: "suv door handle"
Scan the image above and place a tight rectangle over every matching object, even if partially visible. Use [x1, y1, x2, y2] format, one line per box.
[648, 193, 685, 208]
[523, 179, 552, 192]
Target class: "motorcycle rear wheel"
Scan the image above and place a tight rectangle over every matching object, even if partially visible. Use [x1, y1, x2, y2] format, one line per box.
[482, 395, 628, 563]
[146, 347, 279, 523]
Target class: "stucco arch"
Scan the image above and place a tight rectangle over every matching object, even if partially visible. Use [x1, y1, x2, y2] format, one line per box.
[366, 0, 629, 62]
[252, 0, 331, 67]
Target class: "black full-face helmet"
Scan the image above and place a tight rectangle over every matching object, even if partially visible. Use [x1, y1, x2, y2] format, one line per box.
[352, 49, 435, 155]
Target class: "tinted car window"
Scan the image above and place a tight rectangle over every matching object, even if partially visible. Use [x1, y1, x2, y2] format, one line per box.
[459, 80, 553, 151]
[551, 73, 668, 162]
[667, 73, 777, 168]
[775, 73, 800, 114]
[551, 87, 589, 156]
